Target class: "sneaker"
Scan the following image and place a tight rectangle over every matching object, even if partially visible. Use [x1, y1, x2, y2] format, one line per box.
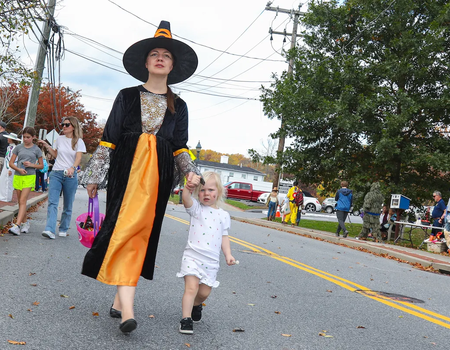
[191, 304, 203, 322]
[179, 317, 193, 334]
[9, 224, 21, 236]
[343, 231, 348, 238]
[42, 231, 55, 239]
[20, 221, 30, 234]
[59, 231, 67, 237]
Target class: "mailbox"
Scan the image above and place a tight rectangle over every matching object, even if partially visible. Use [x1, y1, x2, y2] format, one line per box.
[390, 194, 410, 210]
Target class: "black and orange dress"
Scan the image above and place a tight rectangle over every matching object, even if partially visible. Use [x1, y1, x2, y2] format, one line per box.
[81, 85, 199, 286]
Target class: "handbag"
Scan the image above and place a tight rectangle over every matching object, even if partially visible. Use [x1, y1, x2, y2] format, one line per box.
[282, 202, 291, 214]
[76, 196, 105, 248]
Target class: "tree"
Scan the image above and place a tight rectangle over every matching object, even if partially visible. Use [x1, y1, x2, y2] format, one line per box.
[0, 1, 47, 82]
[260, 0, 450, 205]
[1, 82, 103, 153]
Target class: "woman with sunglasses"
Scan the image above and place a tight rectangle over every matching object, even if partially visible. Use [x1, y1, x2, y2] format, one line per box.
[38, 116, 86, 239]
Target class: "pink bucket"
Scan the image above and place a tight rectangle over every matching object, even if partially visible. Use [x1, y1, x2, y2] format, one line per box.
[76, 196, 105, 248]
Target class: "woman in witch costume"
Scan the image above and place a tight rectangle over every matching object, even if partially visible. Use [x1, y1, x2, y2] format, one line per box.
[81, 21, 201, 334]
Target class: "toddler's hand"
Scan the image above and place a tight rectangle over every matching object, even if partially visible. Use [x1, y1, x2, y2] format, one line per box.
[185, 172, 201, 191]
[226, 255, 236, 266]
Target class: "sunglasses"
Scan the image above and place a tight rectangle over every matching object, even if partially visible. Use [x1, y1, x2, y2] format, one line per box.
[61, 123, 72, 127]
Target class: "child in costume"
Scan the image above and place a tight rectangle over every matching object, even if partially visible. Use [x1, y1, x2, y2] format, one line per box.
[8, 127, 43, 235]
[177, 171, 235, 334]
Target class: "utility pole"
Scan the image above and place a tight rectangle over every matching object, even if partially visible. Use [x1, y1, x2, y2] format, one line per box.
[265, 3, 304, 189]
[23, 0, 57, 129]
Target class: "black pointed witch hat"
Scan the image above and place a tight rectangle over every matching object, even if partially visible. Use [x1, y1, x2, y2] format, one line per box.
[123, 21, 198, 85]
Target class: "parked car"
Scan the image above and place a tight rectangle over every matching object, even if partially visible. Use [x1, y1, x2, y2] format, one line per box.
[258, 191, 321, 212]
[321, 198, 337, 213]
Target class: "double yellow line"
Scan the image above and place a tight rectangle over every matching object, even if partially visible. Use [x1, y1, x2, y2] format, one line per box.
[165, 214, 450, 329]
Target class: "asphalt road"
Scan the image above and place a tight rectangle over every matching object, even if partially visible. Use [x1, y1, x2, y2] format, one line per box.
[0, 189, 448, 349]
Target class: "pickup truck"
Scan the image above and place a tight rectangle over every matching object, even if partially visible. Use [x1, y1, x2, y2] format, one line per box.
[224, 181, 268, 202]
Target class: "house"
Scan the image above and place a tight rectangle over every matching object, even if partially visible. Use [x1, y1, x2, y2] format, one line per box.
[196, 156, 266, 184]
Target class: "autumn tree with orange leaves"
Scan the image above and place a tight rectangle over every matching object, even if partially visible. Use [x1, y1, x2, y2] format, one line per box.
[0, 82, 102, 153]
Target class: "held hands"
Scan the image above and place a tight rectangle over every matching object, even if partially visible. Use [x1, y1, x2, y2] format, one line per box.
[184, 172, 201, 192]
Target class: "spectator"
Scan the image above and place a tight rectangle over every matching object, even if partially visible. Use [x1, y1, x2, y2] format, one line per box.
[335, 180, 353, 238]
[266, 187, 279, 221]
[282, 181, 303, 227]
[430, 191, 446, 241]
[35, 147, 48, 192]
[379, 205, 389, 240]
[0, 132, 21, 202]
[8, 127, 43, 235]
[38, 117, 86, 239]
[0, 121, 9, 173]
[358, 182, 384, 242]
[443, 198, 450, 254]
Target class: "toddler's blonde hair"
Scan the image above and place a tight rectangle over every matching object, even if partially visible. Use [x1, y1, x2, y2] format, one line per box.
[193, 171, 225, 206]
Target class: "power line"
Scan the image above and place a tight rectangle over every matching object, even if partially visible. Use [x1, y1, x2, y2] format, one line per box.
[107, 0, 284, 63]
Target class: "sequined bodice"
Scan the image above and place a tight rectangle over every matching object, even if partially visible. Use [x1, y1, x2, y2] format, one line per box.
[141, 91, 167, 134]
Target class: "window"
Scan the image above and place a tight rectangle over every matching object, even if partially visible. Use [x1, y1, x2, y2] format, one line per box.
[229, 172, 234, 178]
[241, 184, 251, 190]
[241, 174, 246, 179]
[228, 183, 239, 189]
[253, 176, 258, 181]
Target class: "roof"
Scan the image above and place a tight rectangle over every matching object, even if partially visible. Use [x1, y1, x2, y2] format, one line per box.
[197, 160, 265, 175]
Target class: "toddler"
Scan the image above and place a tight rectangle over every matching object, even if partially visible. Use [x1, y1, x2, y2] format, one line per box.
[177, 171, 235, 334]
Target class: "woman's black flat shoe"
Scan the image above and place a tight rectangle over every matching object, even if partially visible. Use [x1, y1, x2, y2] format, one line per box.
[119, 319, 137, 334]
[110, 305, 122, 318]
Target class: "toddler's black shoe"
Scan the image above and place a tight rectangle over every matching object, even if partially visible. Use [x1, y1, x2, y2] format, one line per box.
[179, 317, 193, 334]
[191, 304, 203, 322]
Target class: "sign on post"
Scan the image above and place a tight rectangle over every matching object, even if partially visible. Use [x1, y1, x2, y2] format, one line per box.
[45, 129, 58, 147]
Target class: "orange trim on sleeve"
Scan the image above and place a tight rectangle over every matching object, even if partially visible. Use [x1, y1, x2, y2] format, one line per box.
[99, 141, 116, 150]
[173, 148, 189, 157]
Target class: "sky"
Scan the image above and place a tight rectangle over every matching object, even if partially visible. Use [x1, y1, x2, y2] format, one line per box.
[20, 0, 307, 156]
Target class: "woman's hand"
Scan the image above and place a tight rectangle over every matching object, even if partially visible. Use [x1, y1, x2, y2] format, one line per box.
[18, 169, 27, 175]
[87, 184, 98, 198]
[8, 170, 12, 176]
[66, 167, 75, 178]
[184, 172, 201, 192]
[23, 161, 33, 167]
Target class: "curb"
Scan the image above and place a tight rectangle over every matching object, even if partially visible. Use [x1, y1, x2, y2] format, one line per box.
[231, 216, 450, 274]
[0, 193, 48, 228]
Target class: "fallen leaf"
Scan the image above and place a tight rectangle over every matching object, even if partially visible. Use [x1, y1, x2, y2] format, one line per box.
[232, 328, 245, 332]
[69, 306, 75, 310]
[32, 302, 40, 306]
[148, 315, 155, 318]
[7, 340, 26, 345]
[27, 309, 32, 312]
[357, 326, 366, 329]
[319, 333, 333, 337]
[326, 290, 332, 293]
[232, 291, 236, 294]
[332, 257, 339, 259]
[248, 303, 255, 306]
[185, 344, 191, 348]
[30, 284, 37, 287]
[60, 294, 69, 298]
[398, 316, 403, 318]
[274, 311, 281, 314]
[155, 265, 159, 268]
[8, 314, 14, 319]
[29, 273, 36, 276]
[271, 295, 277, 299]
[92, 312, 99, 317]
[370, 278, 374, 281]
[281, 334, 291, 337]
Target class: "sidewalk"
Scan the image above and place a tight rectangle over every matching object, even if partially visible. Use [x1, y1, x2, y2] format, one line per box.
[0, 191, 48, 228]
[231, 216, 450, 275]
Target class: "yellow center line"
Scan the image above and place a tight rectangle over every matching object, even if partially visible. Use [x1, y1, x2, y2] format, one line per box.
[165, 213, 450, 329]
